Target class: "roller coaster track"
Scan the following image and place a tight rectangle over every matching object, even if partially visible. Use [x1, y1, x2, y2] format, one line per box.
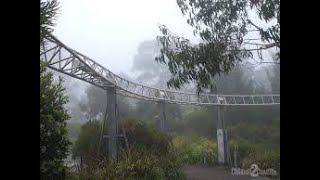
[40, 34, 280, 106]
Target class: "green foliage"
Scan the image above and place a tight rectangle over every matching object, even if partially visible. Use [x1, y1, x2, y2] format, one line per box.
[71, 118, 170, 165]
[71, 120, 103, 164]
[229, 138, 280, 177]
[67, 122, 82, 144]
[172, 134, 217, 165]
[40, 1, 69, 178]
[40, 0, 59, 45]
[172, 105, 279, 175]
[69, 147, 185, 180]
[71, 117, 173, 164]
[69, 118, 185, 179]
[119, 117, 172, 155]
[156, 0, 280, 92]
[78, 86, 107, 119]
[79, 85, 133, 119]
[228, 120, 280, 177]
[228, 116, 280, 146]
[241, 149, 280, 173]
[111, 148, 167, 179]
[40, 61, 71, 179]
[104, 147, 184, 180]
[212, 64, 256, 94]
[266, 57, 280, 94]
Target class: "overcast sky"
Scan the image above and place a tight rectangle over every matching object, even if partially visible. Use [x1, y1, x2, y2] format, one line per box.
[54, 0, 198, 118]
[54, 0, 276, 75]
[54, 0, 198, 74]
[52, 0, 277, 94]
[51, 0, 278, 122]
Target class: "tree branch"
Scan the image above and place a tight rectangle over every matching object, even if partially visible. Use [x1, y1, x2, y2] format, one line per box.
[248, 20, 263, 31]
[260, 61, 280, 64]
[242, 42, 274, 46]
[227, 44, 277, 52]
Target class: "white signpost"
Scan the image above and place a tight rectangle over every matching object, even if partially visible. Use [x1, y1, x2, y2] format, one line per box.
[217, 129, 225, 163]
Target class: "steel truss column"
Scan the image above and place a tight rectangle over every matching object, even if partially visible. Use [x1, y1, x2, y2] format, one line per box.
[217, 105, 228, 165]
[157, 100, 167, 132]
[107, 86, 117, 160]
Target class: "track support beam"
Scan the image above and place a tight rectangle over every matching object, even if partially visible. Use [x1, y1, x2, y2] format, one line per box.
[107, 86, 117, 160]
[217, 105, 229, 165]
[158, 100, 167, 132]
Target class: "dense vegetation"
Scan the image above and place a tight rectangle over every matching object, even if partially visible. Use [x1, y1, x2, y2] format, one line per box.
[172, 134, 217, 165]
[65, 39, 280, 179]
[40, 0, 279, 179]
[68, 118, 185, 179]
[67, 107, 279, 178]
[40, 0, 72, 179]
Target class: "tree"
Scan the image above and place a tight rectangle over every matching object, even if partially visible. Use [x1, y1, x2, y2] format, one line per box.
[132, 40, 172, 89]
[71, 118, 183, 180]
[67, 122, 82, 143]
[211, 63, 256, 94]
[79, 86, 107, 119]
[156, 0, 280, 92]
[72, 120, 103, 166]
[78, 85, 133, 120]
[266, 55, 280, 94]
[71, 118, 172, 166]
[40, 0, 59, 45]
[183, 108, 215, 137]
[61, 74, 87, 123]
[131, 40, 184, 127]
[41, 0, 71, 178]
[40, 61, 71, 179]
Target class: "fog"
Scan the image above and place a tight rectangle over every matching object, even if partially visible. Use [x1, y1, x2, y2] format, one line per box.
[52, 0, 279, 123]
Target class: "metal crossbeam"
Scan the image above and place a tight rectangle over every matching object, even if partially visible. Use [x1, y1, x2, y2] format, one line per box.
[40, 34, 280, 106]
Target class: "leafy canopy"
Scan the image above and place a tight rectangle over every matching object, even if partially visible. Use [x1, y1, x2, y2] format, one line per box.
[156, 0, 280, 92]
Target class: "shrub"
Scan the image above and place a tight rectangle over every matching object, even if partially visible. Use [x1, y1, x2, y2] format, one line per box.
[119, 117, 172, 155]
[172, 134, 217, 165]
[69, 117, 186, 179]
[229, 137, 280, 178]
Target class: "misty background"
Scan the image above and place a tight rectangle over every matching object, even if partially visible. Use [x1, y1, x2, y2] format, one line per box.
[50, 0, 279, 124]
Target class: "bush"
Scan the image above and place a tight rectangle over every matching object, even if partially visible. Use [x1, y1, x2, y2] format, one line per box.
[68, 147, 185, 180]
[119, 117, 172, 155]
[172, 134, 217, 165]
[71, 120, 103, 166]
[103, 148, 166, 179]
[67, 122, 82, 144]
[69, 117, 186, 179]
[229, 138, 280, 178]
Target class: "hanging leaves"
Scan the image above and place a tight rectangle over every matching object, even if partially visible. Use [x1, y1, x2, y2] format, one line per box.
[156, 0, 280, 93]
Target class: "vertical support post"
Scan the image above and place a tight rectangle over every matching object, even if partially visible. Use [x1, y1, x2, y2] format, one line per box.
[233, 149, 238, 168]
[158, 100, 166, 132]
[217, 105, 227, 165]
[107, 86, 117, 160]
[80, 155, 83, 170]
[224, 129, 231, 165]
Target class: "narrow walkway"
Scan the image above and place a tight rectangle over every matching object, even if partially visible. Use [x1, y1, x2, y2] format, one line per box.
[183, 165, 274, 180]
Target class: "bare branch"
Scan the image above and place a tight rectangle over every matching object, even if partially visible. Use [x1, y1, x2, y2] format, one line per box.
[259, 61, 280, 64]
[242, 42, 274, 46]
[227, 44, 277, 52]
